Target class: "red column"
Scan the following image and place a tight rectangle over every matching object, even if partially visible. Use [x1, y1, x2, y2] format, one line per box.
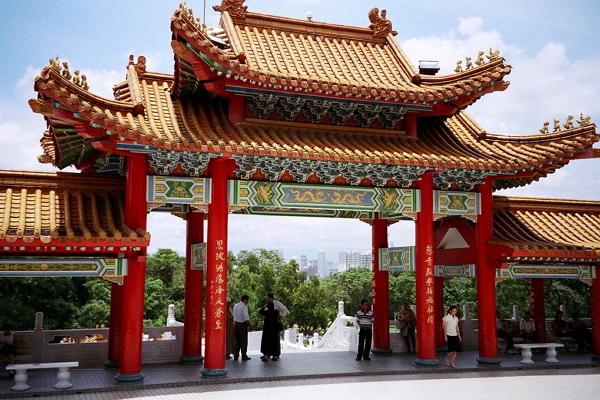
[591, 271, 600, 361]
[182, 211, 205, 363]
[115, 154, 148, 382]
[475, 178, 500, 364]
[202, 157, 236, 377]
[532, 279, 546, 342]
[371, 217, 391, 354]
[106, 283, 123, 368]
[435, 276, 445, 349]
[415, 172, 438, 365]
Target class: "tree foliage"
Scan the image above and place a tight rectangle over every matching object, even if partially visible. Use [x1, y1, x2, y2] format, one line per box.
[0, 248, 594, 333]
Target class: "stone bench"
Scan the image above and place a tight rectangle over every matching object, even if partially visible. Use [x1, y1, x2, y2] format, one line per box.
[6, 362, 79, 391]
[514, 343, 564, 364]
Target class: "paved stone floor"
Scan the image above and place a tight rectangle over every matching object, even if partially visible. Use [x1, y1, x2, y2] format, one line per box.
[0, 351, 597, 399]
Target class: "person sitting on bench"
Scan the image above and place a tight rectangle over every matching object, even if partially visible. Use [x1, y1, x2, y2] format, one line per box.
[496, 311, 515, 353]
[519, 312, 537, 342]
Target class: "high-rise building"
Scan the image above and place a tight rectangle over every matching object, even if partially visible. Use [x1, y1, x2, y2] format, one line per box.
[360, 253, 373, 268]
[300, 255, 308, 271]
[318, 250, 327, 277]
[308, 259, 319, 277]
[339, 250, 372, 270]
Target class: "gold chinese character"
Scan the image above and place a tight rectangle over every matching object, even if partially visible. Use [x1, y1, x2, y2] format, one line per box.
[427, 305, 434, 313]
[216, 275, 224, 285]
[216, 263, 224, 273]
[426, 277, 433, 286]
[425, 296, 434, 304]
[216, 240, 224, 250]
[216, 251, 225, 261]
[426, 287, 433, 295]
[214, 308, 224, 318]
[215, 320, 223, 330]
[425, 256, 433, 266]
[426, 315, 434, 324]
[426, 267, 433, 276]
[215, 286, 225, 296]
[426, 245, 433, 257]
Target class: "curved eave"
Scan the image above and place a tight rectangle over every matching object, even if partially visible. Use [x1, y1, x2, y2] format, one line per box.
[170, 7, 512, 109]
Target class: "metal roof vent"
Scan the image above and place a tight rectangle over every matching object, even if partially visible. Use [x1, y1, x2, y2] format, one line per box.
[419, 60, 440, 76]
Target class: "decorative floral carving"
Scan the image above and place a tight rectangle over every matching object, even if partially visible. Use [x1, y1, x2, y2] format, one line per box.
[213, 0, 248, 20]
[368, 8, 397, 39]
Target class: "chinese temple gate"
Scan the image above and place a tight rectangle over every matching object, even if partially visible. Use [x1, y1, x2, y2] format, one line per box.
[1, 0, 599, 381]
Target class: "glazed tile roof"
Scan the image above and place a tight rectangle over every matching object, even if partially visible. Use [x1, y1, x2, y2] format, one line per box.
[31, 64, 598, 189]
[492, 196, 600, 258]
[170, 3, 512, 106]
[0, 170, 150, 245]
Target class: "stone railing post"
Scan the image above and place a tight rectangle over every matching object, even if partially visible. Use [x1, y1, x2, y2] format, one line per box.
[462, 305, 471, 320]
[512, 305, 519, 320]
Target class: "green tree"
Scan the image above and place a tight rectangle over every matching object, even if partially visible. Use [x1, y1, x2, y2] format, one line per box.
[75, 280, 111, 328]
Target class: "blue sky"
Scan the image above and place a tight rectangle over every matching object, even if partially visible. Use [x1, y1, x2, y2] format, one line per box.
[1, 1, 599, 261]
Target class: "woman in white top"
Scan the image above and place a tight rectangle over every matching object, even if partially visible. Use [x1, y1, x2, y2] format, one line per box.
[442, 305, 462, 368]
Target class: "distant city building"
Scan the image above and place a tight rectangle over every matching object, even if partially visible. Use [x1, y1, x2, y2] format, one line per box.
[308, 259, 319, 277]
[300, 255, 308, 270]
[318, 250, 327, 277]
[339, 250, 370, 270]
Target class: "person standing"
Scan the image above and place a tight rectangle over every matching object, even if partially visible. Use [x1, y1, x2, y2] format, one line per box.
[259, 302, 282, 361]
[225, 300, 235, 359]
[443, 305, 462, 368]
[355, 299, 373, 361]
[398, 302, 416, 353]
[233, 295, 251, 361]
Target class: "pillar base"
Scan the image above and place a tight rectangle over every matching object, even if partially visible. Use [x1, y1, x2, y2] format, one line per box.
[181, 355, 204, 364]
[476, 356, 502, 365]
[201, 368, 228, 378]
[115, 372, 145, 383]
[415, 357, 440, 366]
[371, 347, 393, 356]
[104, 360, 118, 370]
[591, 354, 600, 362]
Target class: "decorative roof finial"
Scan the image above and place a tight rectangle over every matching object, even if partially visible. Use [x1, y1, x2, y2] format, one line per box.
[213, 0, 247, 20]
[128, 55, 147, 76]
[539, 121, 549, 134]
[577, 113, 592, 126]
[368, 8, 397, 39]
[553, 118, 561, 132]
[563, 115, 574, 130]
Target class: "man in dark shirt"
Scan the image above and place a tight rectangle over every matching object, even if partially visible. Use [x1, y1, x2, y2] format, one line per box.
[355, 299, 373, 361]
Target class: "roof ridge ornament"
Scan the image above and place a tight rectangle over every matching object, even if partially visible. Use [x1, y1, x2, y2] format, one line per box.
[213, 0, 247, 20]
[128, 55, 146, 76]
[368, 8, 397, 39]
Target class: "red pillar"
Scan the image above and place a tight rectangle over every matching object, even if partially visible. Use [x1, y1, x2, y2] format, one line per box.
[475, 178, 500, 364]
[371, 217, 391, 354]
[435, 276, 445, 349]
[532, 279, 546, 342]
[415, 172, 439, 365]
[182, 211, 205, 363]
[106, 283, 123, 368]
[202, 157, 236, 377]
[591, 271, 600, 361]
[115, 154, 148, 382]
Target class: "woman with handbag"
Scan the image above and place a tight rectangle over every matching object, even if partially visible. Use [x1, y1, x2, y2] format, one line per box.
[259, 302, 282, 361]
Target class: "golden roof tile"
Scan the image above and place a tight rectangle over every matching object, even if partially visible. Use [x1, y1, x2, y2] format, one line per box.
[493, 196, 600, 257]
[0, 170, 150, 245]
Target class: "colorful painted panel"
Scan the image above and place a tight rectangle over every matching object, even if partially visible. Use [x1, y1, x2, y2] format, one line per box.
[433, 190, 481, 221]
[379, 246, 415, 272]
[229, 180, 419, 216]
[496, 264, 596, 285]
[147, 176, 211, 210]
[0, 258, 127, 278]
[434, 264, 476, 278]
[190, 243, 207, 271]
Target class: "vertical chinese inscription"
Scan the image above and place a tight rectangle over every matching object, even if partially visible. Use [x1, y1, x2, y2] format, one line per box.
[213, 239, 226, 330]
[424, 244, 435, 325]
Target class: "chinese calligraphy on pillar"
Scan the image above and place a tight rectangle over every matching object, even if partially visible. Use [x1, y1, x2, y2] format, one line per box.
[213, 239, 226, 330]
[425, 244, 434, 325]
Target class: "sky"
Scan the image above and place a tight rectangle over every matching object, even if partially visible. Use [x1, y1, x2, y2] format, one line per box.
[0, 1, 599, 261]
